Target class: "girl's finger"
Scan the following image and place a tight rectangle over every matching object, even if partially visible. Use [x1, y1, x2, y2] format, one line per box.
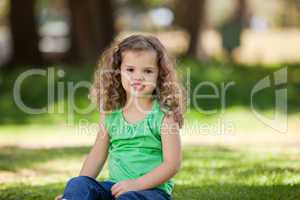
[111, 183, 118, 194]
[111, 184, 121, 196]
[115, 189, 125, 198]
[54, 194, 62, 200]
[111, 182, 120, 192]
[113, 188, 122, 197]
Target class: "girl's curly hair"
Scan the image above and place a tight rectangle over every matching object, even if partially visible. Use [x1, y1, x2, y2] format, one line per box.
[89, 34, 187, 129]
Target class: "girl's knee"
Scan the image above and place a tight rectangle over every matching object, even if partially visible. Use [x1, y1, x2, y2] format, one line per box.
[63, 176, 100, 198]
[64, 176, 96, 192]
[66, 176, 90, 186]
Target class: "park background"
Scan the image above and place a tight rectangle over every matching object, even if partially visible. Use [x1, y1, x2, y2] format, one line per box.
[0, 0, 300, 199]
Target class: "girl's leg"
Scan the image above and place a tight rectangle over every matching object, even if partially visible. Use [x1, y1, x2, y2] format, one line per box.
[62, 176, 115, 200]
[116, 188, 172, 200]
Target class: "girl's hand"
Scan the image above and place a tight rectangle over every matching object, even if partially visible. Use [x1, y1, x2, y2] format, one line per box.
[54, 194, 63, 200]
[111, 179, 141, 198]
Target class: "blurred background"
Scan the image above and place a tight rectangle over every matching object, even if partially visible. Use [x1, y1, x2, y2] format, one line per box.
[0, 0, 300, 199]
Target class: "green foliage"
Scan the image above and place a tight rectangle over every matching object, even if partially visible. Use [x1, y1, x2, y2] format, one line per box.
[177, 57, 300, 115]
[0, 60, 299, 125]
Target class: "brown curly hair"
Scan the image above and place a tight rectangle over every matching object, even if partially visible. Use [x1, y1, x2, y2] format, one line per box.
[89, 34, 187, 129]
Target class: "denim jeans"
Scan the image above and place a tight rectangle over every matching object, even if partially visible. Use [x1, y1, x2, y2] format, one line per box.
[62, 176, 172, 200]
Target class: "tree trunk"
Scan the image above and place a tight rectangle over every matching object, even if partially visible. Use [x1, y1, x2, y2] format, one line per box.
[174, 0, 206, 58]
[65, 0, 115, 64]
[235, 0, 250, 27]
[8, 0, 44, 67]
[93, 0, 115, 53]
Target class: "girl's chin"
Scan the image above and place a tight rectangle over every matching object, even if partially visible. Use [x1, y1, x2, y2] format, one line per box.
[132, 85, 145, 91]
[131, 91, 146, 97]
[125, 86, 154, 97]
[128, 90, 152, 97]
[128, 85, 145, 93]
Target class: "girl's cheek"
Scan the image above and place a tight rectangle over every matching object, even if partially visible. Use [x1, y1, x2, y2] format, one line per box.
[121, 73, 131, 84]
[121, 78, 130, 91]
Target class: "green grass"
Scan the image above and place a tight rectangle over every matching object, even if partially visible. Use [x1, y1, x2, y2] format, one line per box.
[0, 145, 299, 200]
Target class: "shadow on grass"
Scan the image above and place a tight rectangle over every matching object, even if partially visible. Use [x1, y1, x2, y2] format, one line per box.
[0, 145, 300, 199]
[0, 146, 89, 172]
[0, 145, 237, 172]
[1, 145, 299, 174]
[0, 182, 64, 200]
[0, 182, 299, 200]
[173, 183, 300, 200]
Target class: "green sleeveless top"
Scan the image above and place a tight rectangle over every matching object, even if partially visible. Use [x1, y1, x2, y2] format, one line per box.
[104, 98, 173, 195]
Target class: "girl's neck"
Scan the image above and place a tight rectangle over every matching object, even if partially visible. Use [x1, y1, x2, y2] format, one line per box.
[123, 96, 154, 113]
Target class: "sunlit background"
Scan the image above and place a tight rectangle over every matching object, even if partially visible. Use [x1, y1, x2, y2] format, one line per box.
[0, 0, 300, 199]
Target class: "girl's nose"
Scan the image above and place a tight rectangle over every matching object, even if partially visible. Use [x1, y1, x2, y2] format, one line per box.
[133, 78, 144, 83]
[133, 73, 144, 81]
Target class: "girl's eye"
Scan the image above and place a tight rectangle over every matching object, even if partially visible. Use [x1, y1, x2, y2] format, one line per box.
[127, 68, 134, 72]
[145, 70, 153, 73]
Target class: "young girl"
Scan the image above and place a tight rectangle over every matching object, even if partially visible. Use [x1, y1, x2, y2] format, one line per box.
[55, 34, 186, 200]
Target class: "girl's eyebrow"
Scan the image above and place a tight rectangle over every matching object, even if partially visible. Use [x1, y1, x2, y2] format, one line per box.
[125, 65, 156, 69]
[124, 65, 137, 68]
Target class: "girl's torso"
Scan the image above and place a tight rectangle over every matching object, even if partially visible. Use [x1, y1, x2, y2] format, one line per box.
[104, 98, 173, 196]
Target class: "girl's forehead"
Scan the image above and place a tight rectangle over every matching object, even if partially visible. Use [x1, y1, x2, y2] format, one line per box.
[121, 50, 158, 68]
[122, 50, 157, 61]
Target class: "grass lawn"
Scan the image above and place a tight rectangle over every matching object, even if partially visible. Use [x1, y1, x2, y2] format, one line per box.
[0, 144, 299, 200]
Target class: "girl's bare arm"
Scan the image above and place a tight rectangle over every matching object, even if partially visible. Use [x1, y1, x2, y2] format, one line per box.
[133, 113, 182, 189]
[79, 113, 109, 178]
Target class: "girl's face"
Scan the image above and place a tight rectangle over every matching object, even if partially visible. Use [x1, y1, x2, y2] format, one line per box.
[120, 50, 159, 98]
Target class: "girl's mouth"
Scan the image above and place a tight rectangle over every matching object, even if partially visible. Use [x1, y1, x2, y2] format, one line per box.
[131, 83, 145, 91]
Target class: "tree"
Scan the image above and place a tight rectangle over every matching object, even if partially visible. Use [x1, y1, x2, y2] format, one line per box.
[235, 0, 250, 26]
[174, 0, 206, 58]
[219, 0, 250, 62]
[66, 0, 115, 64]
[8, 0, 44, 67]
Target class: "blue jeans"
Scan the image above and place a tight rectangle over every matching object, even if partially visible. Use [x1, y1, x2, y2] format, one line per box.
[62, 176, 172, 200]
